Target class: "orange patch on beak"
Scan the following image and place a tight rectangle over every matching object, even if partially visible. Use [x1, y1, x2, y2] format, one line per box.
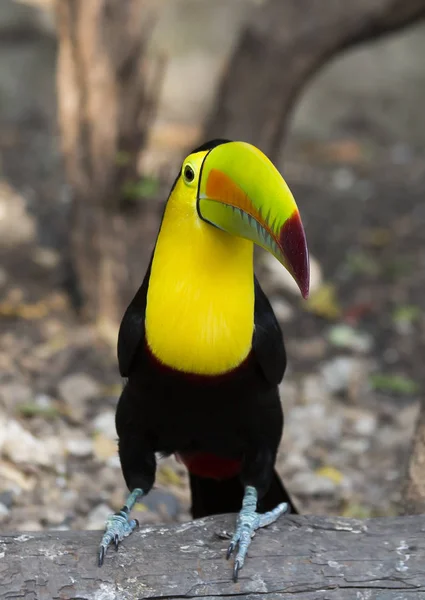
[206, 169, 275, 239]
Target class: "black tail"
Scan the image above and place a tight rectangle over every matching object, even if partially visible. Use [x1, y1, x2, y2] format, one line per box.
[189, 469, 298, 519]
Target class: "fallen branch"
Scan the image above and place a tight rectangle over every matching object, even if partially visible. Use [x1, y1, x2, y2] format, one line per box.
[1, 514, 424, 599]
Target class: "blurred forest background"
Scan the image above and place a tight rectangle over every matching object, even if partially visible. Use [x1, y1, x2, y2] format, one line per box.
[0, 0, 425, 533]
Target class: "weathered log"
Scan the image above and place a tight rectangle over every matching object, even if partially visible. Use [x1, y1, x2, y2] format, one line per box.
[204, 0, 425, 162]
[1, 514, 424, 599]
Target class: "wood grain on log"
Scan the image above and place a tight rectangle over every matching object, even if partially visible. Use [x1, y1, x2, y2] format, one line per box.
[1, 514, 424, 599]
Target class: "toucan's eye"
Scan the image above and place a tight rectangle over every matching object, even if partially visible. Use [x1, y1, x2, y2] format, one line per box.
[183, 164, 195, 184]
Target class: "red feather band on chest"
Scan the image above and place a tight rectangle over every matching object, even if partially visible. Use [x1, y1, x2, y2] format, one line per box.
[176, 452, 242, 480]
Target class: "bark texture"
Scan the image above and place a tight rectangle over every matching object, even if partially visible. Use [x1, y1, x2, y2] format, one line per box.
[56, 0, 162, 327]
[1, 514, 424, 599]
[403, 402, 425, 514]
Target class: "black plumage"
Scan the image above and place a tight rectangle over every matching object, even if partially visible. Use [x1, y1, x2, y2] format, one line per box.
[116, 263, 298, 517]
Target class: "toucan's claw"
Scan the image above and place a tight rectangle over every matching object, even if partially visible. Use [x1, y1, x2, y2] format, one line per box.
[226, 541, 236, 560]
[233, 559, 241, 582]
[98, 545, 105, 568]
[98, 511, 138, 566]
[226, 487, 289, 580]
[97, 488, 143, 566]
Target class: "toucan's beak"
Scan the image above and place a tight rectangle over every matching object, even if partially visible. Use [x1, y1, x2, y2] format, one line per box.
[197, 141, 310, 298]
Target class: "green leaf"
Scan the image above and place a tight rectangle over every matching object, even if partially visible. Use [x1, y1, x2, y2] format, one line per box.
[345, 251, 379, 276]
[115, 150, 132, 166]
[327, 324, 372, 353]
[392, 305, 420, 324]
[342, 502, 374, 519]
[304, 283, 342, 320]
[17, 403, 59, 419]
[370, 374, 420, 395]
[382, 257, 414, 280]
[122, 176, 160, 200]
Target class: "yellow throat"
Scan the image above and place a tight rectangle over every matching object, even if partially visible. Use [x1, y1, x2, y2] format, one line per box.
[145, 162, 255, 375]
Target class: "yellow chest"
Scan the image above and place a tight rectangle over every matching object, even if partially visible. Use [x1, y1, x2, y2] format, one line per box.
[145, 181, 255, 375]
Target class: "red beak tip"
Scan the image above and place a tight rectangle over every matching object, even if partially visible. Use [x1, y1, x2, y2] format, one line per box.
[298, 273, 310, 299]
[279, 211, 310, 302]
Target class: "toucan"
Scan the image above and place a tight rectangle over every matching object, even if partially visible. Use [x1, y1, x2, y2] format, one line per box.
[98, 139, 309, 581]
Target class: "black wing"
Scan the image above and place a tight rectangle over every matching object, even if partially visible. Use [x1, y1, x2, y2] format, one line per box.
[252, 276, 286, 386]
[117, 257, 152, 378]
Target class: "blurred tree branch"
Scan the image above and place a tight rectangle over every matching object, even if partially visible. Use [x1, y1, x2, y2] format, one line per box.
[205, 0, 425, 161]
[55, 0, 163, 333]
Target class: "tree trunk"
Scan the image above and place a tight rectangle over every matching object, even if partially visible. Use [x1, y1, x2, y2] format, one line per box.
[402, 401, 425, 514]
[204, 0, 425, 162]
[55, 0, 162, 331]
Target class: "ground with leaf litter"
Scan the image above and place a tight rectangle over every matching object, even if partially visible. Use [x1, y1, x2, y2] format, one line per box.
[0, 1, 424, 534]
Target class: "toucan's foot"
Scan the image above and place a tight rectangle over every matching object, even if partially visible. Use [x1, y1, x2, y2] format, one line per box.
[226, 486, 289, 582]
[97, 487, 143, 567]
[98, 510, 138, 566]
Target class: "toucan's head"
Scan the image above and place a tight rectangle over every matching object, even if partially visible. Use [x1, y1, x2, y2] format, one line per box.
[174, 139, 310, 298]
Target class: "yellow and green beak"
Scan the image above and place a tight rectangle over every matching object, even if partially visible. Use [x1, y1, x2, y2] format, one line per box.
[197, 141, 310, 298]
